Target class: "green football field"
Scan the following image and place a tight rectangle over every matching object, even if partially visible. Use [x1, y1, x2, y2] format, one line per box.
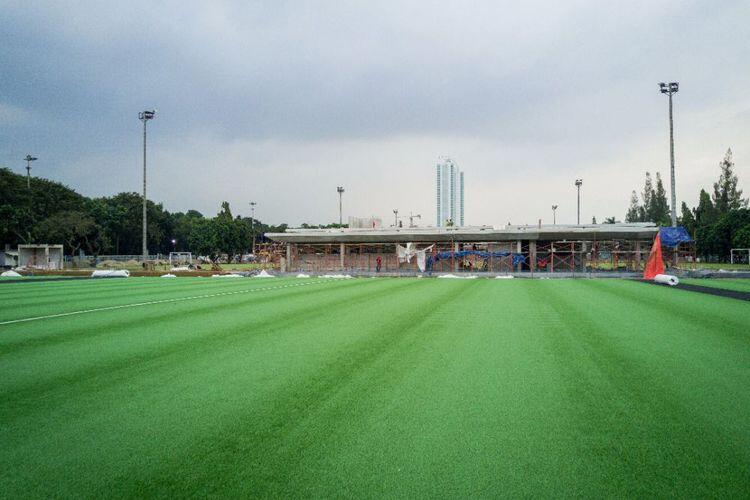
[1, 276, 749, 497]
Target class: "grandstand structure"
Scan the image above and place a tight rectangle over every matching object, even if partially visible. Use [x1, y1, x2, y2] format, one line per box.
[267, 223, 694, 274]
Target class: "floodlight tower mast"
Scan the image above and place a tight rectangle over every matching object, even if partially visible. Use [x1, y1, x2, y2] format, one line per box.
[337, 186, 344, 226]
[551, 205, 558, 225]
[23, 154, 37, 189]
[659, 82, 679, 227]
[393, 209, 400, 227]
[139, 110, 156, 261]
[575, 179, 583, 225]
[249, 201, 257, 254]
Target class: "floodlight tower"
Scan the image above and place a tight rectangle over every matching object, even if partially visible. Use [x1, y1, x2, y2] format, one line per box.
[139, 109, 156, 260]
[659, 82, 679, 226]
[574, 179, 583, 225]
[336, 186, 344, 226]
[409, 212, 421, 228]
[393, 209, 400, 227]
[249, 201, 257, 253]
[551, 205, 558, 225]
[23, 154, 37, 189]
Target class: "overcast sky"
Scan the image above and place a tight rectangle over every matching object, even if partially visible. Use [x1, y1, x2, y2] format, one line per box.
[1, 0, 749, 226]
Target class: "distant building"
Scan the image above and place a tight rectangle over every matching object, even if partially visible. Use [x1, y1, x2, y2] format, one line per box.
[348, 216, 383, 229]
[435, 157, 464, 227]
[18, 244, 64, 270]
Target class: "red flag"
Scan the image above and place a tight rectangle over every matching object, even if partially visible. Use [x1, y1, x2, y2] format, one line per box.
[644, 232, 665, 279]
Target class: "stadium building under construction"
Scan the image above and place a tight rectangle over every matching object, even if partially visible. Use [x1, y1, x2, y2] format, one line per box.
[266, 223, 694, 275]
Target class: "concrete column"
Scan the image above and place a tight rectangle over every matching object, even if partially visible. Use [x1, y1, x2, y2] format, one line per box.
[453, 242, 459, 272]
[529, 241, 537, 272]
[285, 243, 291, 272]
[635, 240, 642, 270]
[516, 240, 522, 272]
[340, 243, 345, 271]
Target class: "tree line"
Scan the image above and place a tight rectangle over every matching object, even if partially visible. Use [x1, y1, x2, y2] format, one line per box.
[624, 149, 749, 260]
[0, 168, 288, 259]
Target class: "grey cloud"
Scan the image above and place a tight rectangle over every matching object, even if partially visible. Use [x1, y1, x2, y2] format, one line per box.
[1, 0, 748, 225]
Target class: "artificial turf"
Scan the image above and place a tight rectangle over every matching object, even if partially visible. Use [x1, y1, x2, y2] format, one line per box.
[1, 276, 749, 497]
[681, 278, 750, 294]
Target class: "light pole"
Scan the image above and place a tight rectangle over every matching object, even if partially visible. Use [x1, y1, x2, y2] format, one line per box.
[659, 82, 679, 227]
[249, 201, 257, 254]
[393, 209, 400, 227]
[139, 110, 156, 261]
[336, 186, 344, 226]
[551, 205, 558, 225]
[575, 179, 583, 225]
[24, 154, 37, 189]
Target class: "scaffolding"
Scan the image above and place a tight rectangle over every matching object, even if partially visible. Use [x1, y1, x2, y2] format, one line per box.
[268, 224, 695, 275]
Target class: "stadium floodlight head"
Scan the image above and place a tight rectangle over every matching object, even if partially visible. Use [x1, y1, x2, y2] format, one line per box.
[575, 179, 582, 187]
[337, 186, 344, 194]
[24, 154, 38, 188]
[659, 82, 679, 95]
[139, 110, 156, 121]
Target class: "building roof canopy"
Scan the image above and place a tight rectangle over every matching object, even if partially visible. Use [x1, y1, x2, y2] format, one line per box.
[266, 224, 659, 244]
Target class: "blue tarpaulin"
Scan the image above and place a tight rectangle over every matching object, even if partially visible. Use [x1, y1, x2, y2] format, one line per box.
[435, 250, 512, 260]
[433, 250, 527, 266]
[513, 254, 527, 266]
[659, 226, 692, 248]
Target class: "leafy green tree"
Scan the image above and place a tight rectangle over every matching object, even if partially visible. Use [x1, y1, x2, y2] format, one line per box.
[34, 211, 107, 256]
[188, 218, 218, 259]
[713, 148, 747, 215]
[213, 202, 249, 257]
[0, 168, 287, 259]
[679, 202, 696, 236]
[187, 202, 249, 260]
[641, 172, 654, 222]
[694, 189, 716, 227]
[625, 191, 641, 222]
[171, 210, 204, 252]
[0, 168, 87, 246]
[650, 173, 671, 225]
[732, 226, 750, 249]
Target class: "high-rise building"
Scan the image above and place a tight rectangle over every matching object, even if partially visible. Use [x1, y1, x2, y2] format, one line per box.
[435, 157, 465, 227]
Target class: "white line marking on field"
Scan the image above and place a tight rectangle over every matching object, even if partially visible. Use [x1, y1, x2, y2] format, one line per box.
[0, 280, 333, 326]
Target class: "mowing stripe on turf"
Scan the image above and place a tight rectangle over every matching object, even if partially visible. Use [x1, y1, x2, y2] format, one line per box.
[0, 279, 342, 326]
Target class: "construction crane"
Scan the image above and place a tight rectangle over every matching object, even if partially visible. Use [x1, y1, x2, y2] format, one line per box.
[408, 212, 421, 228]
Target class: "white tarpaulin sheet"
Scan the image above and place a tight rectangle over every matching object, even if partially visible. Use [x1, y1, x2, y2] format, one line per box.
[91, 270, 130, 278]
[654, 274, 679, 286]
[397, 243, 434, 272]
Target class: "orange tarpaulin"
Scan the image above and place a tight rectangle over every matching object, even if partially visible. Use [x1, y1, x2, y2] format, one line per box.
[643, 232, 665, 279]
